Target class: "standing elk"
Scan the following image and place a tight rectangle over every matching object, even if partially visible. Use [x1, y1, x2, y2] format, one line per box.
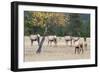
[73, 37, 88, 54]
[64, 36, 73, 46]
[48, 35, 57, 46]
[30, 34, 40, 46]
[73, 38, 84, 54]
[73, 37, 80, 44]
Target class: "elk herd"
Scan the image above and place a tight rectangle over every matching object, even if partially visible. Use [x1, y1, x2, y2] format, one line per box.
[30, 34, 88, 54]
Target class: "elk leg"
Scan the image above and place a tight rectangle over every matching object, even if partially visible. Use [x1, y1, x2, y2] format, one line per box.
[78, 47, 81, 54]
[85, 43, 87, 51]
[80, 44, 84, 54]
[54, 39, 57, 47]
[31, 40, 33, 46]
[75, 47, 78, 54]
[48, 41, 49, 46]
[75, 46, 80, 54]
[75, 47, 77, 54]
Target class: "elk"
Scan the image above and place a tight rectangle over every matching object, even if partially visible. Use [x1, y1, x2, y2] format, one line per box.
[48, 35, 57, 46]
[30, 34, 40, 46]
[73, 37, 80, 44]
[64, 36, 73, 46]
[73, 38, 84, 54]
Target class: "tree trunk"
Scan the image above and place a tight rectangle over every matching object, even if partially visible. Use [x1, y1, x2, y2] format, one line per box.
[36, 26, 48, 54]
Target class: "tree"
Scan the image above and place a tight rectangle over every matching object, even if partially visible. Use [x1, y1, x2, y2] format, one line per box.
[67, 14, 83, 37]
[24, 11, 70, 53]
[35, 12, 69, 53]
[81, 20, 90, 37]
[24, 11, 33, 35]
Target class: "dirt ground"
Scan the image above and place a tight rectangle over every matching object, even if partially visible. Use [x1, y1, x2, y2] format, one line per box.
[24, 36, 90, 62]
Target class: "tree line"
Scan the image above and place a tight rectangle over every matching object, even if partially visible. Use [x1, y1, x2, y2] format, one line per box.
[24, 11, 90, 37]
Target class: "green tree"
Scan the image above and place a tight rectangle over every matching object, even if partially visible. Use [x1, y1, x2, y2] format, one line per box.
[67, 14, 83, 37]
[24, 11, 33, 35]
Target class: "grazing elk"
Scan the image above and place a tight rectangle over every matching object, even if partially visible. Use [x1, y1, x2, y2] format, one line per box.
[64, 36, 73, 46]
[30, 34, 40, 46]
[48, 35, 57, 46]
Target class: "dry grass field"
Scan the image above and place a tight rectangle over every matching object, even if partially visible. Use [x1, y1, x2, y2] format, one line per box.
[24, 36, 90, 62]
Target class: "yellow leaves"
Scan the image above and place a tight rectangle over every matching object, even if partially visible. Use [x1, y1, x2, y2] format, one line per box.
[31, 11, 70, 27]
[49, 13, 66, 26]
